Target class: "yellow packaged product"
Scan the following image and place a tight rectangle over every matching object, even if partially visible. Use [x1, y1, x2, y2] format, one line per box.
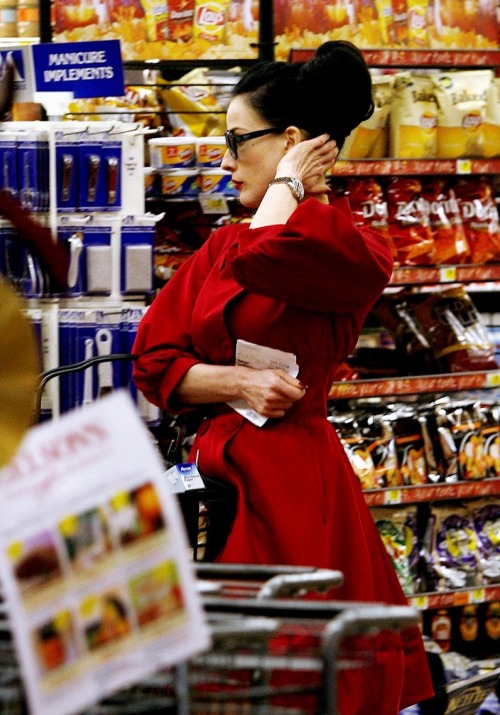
[483, 77, 500, 158]
[431, 69, 493, 159]
[389, 72, 438, 159]
[374, 0, 396, 44]
[339, 74, 395, 159]
[141, 0, 170, 40]
[161, 67, 226, 137]
[192, 0, 231, 43]
[406, 0, 429, 47]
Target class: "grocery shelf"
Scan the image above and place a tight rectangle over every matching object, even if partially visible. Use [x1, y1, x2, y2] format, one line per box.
[408, 585, 500, 610]
[329, 158, 500, 176]
[389, 263, 500, 285]
[363, 479, 500, 507]
[289, 48, 500, 67]
[328, 370, 500, 399]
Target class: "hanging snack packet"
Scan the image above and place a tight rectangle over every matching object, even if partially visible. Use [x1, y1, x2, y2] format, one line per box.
[371, 506, 419, 596]
[433, 399, 488, 481]
[358, 412, 404, 487]
[420, 178, 470, 264]
[160, 67, 228, 137]
[339, 73, 395, 159]
[479, 402, 500, 479]
[330, 413, 380, 490]
[409, 285, 498, 373]
[431, 69, 493, 159]
[472, 501, 500, 583]
[344, 177, 393, 251]
[391, 406, 429, 485]
[422, 400, 460, 482]
[484, 77, 500, 158]
[422, 503, 482, 591]
[390, 72, 438, 159]
[386, 177, 436, 265]
[453, 176, 500, 264]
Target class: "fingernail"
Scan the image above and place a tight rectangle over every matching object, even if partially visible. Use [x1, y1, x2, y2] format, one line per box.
[298, 382, 308, 389]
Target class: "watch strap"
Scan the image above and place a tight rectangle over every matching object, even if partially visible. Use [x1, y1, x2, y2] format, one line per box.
[268, 176, 305, 202]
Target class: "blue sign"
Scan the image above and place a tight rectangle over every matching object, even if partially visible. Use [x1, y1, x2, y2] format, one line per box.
[32, 40, 124, 98]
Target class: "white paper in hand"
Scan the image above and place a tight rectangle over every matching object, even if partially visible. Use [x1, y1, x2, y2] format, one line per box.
[227, 339, 299, 427]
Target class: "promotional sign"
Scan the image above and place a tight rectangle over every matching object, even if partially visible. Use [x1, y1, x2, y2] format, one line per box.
[32, 40, 124, 98]
[51, 0, 259, 61]
[50, 0, 499, 62]
[0, 391, 210, 715]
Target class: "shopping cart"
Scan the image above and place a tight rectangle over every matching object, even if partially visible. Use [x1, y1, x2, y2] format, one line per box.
[78, 596, 421, 715]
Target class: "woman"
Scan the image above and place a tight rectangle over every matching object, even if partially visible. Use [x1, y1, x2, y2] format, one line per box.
[133, 40, 433, 713]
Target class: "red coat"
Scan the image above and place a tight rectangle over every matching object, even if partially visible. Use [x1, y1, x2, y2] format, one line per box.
[133, 198, 434, 713]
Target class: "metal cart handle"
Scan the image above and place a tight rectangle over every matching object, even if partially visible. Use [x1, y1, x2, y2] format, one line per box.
[256, 568, 344, 599]
[321, 605, 422, 715]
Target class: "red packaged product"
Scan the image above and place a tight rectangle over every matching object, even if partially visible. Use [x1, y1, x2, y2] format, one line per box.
[453, 177, 500, 264]
[344, 177, 395, 257]
[421, 178, 470, 265]
[386, 177, 436, 266]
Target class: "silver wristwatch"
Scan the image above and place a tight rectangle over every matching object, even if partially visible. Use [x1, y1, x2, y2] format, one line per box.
[268, 176, 305, 202]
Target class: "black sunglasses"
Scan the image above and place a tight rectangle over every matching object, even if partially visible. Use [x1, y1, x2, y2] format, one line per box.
[224, 127, 285, 159]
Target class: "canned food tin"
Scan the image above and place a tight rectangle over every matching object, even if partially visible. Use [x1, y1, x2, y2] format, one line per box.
[199, 168, 237, 196]
[160, 169, 200, 196]
[149, 137, 196, 169]
[196, 136, 226, 167]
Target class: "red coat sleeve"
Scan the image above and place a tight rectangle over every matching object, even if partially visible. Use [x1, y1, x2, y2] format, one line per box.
[230, 197, 393, 315]
[132, 225, 233, 412]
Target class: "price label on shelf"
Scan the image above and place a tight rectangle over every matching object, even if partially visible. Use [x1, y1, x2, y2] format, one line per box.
[383, 489, 402, 505]
[470, 589, 486, 604]
[456, 159, 472, 174]
[485, 371, 500, 388]
[411, 595, 429, 610]
[439, 266, 457, 282]
[198, 194, 229, 215]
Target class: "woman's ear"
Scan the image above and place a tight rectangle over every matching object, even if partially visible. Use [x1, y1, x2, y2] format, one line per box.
[283, 125, 304, 150]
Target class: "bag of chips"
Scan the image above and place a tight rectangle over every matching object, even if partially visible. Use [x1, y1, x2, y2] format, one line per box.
[386, 177, 436, 265]
[453, 177, 500, 264]
[420, 178, 470, 265]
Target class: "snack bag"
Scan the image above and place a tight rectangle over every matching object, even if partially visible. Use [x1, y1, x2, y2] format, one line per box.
[344, 177, 392, 247]
[330, 414, 380, 490]
[483, 77, 500, 158]
[371, 506, 419, 595]
[390, 72, 438, 159]
[420, 178, 470, 264]
[479, 402, 500, 479]
[409, 286, 498, 373]
[422, 504, 482, 591]
[472, 500, 500, 583]
[386, 177, 436, 265]
[431, 69, 493, 159]
[391, 407, 429, 485]
[453, 177, 500, 264]
[358, 413, 404, 487]
[340, 73, 395, 159]
[161, 67, 228, 137]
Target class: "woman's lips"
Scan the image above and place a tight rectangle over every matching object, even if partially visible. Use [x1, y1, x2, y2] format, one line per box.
[232, 181, 243, 191]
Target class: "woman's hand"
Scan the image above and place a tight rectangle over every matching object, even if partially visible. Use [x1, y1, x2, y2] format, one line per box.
[238, 367, 306, 418]
[275, 133, 338, 196]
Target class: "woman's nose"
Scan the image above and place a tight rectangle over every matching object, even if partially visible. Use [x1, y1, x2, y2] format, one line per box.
[221, 149, 235, 171]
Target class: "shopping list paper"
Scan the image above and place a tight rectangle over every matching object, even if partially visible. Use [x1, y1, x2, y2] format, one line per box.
[0, 391, 210, 715]
[228, 339, 299, 427]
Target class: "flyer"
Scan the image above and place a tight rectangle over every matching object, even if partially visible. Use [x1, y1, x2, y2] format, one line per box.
[0, 390, 210, 715]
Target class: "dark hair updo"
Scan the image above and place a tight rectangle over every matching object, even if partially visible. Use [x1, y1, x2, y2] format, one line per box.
[231, 41, 374, 151]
